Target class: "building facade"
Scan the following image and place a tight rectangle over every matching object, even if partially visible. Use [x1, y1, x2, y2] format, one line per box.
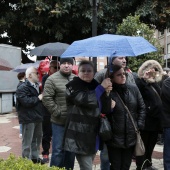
[155, 28, 170, 68]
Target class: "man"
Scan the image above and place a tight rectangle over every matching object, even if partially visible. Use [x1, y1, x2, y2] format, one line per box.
[94, 56, 135, 170]
[95, 56, 135, 84]
[16, 66, 45, 164]
[42, 58, 75, 169]
[160, 77, 170, 170]
[41, 60, 60, 163]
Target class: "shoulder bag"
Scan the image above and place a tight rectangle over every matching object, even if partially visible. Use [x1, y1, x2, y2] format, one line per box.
[99, 115, 113, 142]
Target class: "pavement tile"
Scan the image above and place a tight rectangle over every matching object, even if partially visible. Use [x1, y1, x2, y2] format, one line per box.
[0, 111, 164, 169]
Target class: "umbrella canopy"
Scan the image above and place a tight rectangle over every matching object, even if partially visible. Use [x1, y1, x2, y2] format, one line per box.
[61, 34, 157, 58]
[0, 58, 13, 71]
[30, 42, 69, 56]
[12, 61, 42, 72]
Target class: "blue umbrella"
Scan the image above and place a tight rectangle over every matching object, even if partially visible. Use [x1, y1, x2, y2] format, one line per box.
[61, 34, 157, 58]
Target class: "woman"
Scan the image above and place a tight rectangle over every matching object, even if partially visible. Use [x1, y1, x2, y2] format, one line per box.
[101, 64, 145, 170]
[135, 60, 163, 170]
[63, 60, 112, 170]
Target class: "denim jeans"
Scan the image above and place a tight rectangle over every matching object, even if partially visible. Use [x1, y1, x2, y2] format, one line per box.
[50, 123, 75, 169]
[76, 154, 95, 170]
[164, 128, 170, 170]
[20, 124, 22, 134]
[100, 144, 110, 170]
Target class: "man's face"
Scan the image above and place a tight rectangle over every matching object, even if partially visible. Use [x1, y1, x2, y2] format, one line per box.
[49, 62, 59, 75]
[30, 68, 39, 83]
[112, 57, 126, 68]
[60, 62, 73, 74]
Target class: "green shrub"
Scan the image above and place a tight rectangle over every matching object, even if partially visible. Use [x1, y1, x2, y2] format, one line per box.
[0, 154, 65, 170]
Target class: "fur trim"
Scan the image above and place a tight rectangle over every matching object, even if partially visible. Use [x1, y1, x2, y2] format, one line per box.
[138, 60, 163, 83]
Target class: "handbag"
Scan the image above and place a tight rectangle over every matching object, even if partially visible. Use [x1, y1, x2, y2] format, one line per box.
[116, 92, 145, 156]
[99, 116, 113, 141]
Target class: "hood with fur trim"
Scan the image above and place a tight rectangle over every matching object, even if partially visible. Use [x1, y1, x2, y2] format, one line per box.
[138, 60, 163, 83]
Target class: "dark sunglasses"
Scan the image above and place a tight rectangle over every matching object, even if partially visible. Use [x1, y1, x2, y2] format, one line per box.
[51, 66, 60, 69]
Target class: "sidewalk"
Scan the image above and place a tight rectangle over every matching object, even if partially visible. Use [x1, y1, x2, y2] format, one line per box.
[0, 110, 164, 169]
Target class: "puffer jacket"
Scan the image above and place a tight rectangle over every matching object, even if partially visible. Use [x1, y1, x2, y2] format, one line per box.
[101, 84, 146, 148]
[64, 77, 101, 155]
[42, 71, 75, 125]
[16, 79, 45, 124]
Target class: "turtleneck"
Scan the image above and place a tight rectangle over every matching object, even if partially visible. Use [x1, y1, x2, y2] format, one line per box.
[112, 83, 127, 103]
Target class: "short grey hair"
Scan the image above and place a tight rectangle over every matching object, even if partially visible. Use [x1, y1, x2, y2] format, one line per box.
[25, 66, 36, 78]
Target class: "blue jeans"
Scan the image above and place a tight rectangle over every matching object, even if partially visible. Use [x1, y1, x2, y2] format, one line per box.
[164, 128, 170, 170]
[50, 123, 75, 169]
[100, 144, 110, 170]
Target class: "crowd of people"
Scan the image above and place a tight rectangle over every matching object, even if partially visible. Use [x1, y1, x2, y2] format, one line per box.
[15, 57, 170, 170]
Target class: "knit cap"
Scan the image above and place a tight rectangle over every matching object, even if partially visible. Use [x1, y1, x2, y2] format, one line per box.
[60, 58, 74, 65]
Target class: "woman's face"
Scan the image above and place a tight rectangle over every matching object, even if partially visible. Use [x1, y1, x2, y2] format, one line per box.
[112, 68, 126, 84]
[78, 64, 94, 83]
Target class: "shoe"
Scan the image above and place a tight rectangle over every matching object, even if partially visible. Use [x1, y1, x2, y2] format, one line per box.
[156, 141, 164, 145]
[19, 134, 22, 139]
[42, 155, 49, 163]
[145, 166, 158, 170]
[32, 158, 45, 165]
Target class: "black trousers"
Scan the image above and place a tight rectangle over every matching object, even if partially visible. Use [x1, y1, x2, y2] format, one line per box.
[107, 145, 134, 170]
[42, 116, 52, 155]
[136, 130, 158, 170]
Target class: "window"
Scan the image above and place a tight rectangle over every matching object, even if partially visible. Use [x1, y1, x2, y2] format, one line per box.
[158, 30, 164, 37]
[167, 44, 170, 54]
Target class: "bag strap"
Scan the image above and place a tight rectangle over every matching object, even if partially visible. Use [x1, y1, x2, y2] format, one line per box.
[150, 85, 161, 100]
[116, 92, 138, 132]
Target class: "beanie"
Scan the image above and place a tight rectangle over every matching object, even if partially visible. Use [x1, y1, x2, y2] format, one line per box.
[60, 58, 74, 65]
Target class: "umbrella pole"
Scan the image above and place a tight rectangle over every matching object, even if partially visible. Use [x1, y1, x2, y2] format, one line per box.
[106, 57, 111, 96]
[57, 57, 58, 70]
[107, 57, 110, 78]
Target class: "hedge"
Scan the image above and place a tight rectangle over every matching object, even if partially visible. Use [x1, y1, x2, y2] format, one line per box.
[0, 154, 65, 170]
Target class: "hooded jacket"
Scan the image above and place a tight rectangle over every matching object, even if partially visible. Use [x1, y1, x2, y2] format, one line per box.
[135, 60, 163, 131]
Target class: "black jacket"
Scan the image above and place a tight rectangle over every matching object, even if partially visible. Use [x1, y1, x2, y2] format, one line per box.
[42, 74, 51, 117]
[101, 83, 145, 148]
[161, 77, 170, 128]
[135, 78, 162, 131]
[64, 77, 100, 155]
[16, 79, 44, 124]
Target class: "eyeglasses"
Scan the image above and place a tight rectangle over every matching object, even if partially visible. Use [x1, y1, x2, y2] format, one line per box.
[79, 70, 93, 73]
[31, 72, 39, 75]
